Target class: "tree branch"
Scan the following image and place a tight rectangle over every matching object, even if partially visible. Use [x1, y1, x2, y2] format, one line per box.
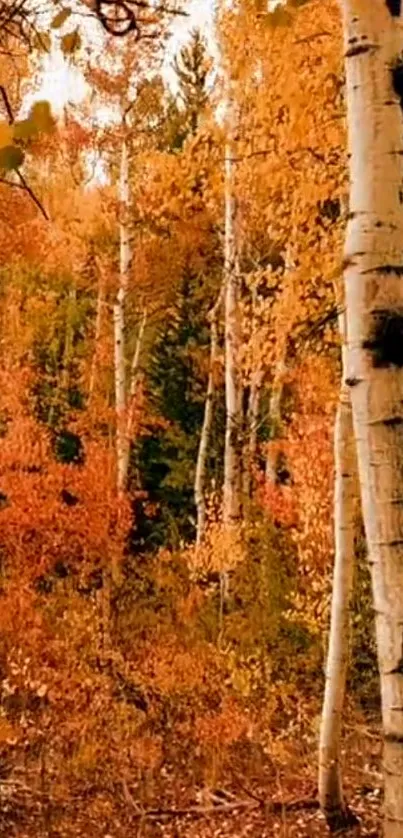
[0, 85, 49, 220]
[0, 84, 14, 122]
[122, 796, 319, 820]
[16, 170, 49, 220]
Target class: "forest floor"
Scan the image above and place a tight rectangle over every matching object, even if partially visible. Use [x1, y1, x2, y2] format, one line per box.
[1, 708, 383, 837]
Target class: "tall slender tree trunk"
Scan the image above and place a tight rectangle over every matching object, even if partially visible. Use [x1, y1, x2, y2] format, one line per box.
[102, 128, 132, 657]
[221, 89, 242, 614]
[223, 96, 242, 530]
[89, 263, 105, 402]
[243, 366, 264, 500]
[114, 130, 131, 496]
[195, 290, 222, 546]
[340, 3, 403, 834]
[120, 307, 147, 490]
[319, 313, 358, 831]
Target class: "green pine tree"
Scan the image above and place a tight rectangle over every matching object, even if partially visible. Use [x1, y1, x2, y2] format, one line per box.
[166, 28, 211, 149]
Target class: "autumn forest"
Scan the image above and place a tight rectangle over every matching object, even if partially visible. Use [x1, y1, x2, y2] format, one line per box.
[0, 0, 402, 836]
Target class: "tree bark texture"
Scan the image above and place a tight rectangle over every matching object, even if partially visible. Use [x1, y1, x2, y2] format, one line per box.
[114, 132, 131, 495]
[195, 290, 222, 546]
[223, 90, 242, 529]
[340, 2, 403, 834]
[319, 315, 358, 830]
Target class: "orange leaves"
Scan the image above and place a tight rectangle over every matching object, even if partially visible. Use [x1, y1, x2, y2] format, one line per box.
[221, 0, 344, 266]
[130, 734, 163, 772]
[195, 698, 250, 749]
[140, 624, 212, 694]
[264, 357, 338, 635]
[0, 371, 130, 583]
[260, 474, 296, 528]
[185, 520, 246, 581]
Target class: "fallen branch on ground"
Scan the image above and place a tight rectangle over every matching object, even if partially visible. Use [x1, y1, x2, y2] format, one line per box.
[123, 794, 320, 820]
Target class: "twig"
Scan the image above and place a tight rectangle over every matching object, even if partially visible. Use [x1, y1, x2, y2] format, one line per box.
[0, 84, 14, 122]
[0, 84, 49, 220]
[0, 175, 24, 191]
[132, 799, 258, 819]
[121, 778, 143, 814]
[0, 174, 49, 220]
[232, 775, 265, 805]
[16, 170, 49, 220]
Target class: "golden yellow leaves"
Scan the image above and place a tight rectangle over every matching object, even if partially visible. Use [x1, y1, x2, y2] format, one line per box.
[29, 101, 54, 133]
[61, 29, 82, 56]
[51, 7, 72, 29]
[0, 144, 24, 171]
[0, 101, 55, 171]
[32, 7, 80, 56]
[0, 122, 13, 148]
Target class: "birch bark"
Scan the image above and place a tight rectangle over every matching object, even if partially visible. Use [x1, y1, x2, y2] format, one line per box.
[319, 317, 358, 832]
[120, 307, 147, 490]
[89, 260, 105, 402]
[195, 290, 222, 546]
[340, 2, 403, 834]
[223, 92, 242, 529]
[114, 129, 131, 496]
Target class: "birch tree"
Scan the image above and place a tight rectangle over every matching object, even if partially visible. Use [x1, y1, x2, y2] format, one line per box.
[195, 289, 222, 545]
[319, 315, 358, 832]
[120, 305, 147, 490]
[88, 256, 106, 402]
[244, 367, 264, 499]
[340, 2, 403, 834]
[223, 88, 242, 530]
[114, 121, 131, 496]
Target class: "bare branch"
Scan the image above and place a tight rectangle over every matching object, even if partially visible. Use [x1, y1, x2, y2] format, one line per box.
[94, 0, 187, 37]
[16, 170, 49, 220]
[122, 795, 319, 820]
[0, 84, 14, 122]
[0, 173, 49, 220]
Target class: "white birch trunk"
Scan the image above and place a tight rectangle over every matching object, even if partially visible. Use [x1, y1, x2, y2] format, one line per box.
[120, 307, 147, 490]
[89, 263, 105, 402]
[223, 96, 242, 529]
[195, 291, 222, 546]
[340, 3, 403, 834]
[319, 314, 358, 831]
[113, 131, 131, 496]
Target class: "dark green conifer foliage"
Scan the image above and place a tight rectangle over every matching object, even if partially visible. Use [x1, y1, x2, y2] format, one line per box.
[165, 28, 211, 151]
[135, 269, 225, 550]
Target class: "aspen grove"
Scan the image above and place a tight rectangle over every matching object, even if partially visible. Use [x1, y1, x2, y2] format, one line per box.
[0, 0, 401, 836]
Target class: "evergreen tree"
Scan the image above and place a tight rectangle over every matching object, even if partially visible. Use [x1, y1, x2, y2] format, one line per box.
[167, 28, 212, 149]
[135, 268, 225, 550]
